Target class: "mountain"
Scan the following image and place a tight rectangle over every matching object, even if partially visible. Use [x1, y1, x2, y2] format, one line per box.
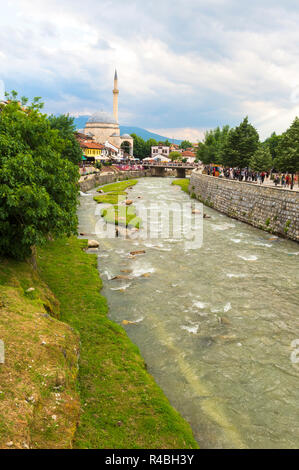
[72, 116, 182, 144]
[119, 126, 182, 145]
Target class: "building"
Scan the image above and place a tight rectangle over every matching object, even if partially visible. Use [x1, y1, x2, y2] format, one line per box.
[151, 145, 170, 158]
[169, 143, 180, 152]
[181, 150, 196, 163]
[83, 71, 134, 156]
[79, 141, 106, 161]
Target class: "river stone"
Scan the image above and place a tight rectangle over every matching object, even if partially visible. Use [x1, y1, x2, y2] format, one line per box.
[88, 239, 99, 248]
[130, 250, 146, 255]
[112, 275, 130, 280]
[219, 316, 231, 325]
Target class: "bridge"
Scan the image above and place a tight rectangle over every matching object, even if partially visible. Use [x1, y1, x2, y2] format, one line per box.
[142, 161, 198, 178]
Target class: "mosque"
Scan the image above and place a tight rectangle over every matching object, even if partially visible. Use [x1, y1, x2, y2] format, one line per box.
[83, 71, 134, 156]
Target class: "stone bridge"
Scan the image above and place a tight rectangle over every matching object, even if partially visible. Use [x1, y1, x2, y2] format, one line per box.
[142, 162, 198, 178]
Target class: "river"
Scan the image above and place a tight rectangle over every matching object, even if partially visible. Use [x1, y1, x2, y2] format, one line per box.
[78, 177, 299, 449]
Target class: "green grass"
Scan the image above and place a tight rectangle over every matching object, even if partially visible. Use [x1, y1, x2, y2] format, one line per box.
[97, 179, 138, 193]
[0, 256, 80, 449]
[93, 193, 126, 204]
[38, 237, 199, 449]
[101, 205, 142, 229]
[171, 179, 190, 193]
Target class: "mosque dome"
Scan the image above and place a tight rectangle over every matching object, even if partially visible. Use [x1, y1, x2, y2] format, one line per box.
[87, 111, 117, 124]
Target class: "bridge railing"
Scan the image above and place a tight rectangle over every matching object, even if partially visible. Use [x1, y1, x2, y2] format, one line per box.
[142, 162, 199, 168]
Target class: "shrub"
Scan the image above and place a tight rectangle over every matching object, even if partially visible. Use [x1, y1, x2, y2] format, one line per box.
[0, 93, 79, 260]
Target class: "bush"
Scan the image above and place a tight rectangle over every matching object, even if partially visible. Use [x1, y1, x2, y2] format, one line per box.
[0, 93, 79, 260]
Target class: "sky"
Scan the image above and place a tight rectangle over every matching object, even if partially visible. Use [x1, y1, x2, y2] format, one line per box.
[1, 0, 299, 141]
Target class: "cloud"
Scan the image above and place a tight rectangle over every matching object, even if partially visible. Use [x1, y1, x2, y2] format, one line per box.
[1, 0, 299, 139]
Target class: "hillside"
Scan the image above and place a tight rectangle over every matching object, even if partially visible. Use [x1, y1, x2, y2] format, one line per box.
[73, 116, 182, 144]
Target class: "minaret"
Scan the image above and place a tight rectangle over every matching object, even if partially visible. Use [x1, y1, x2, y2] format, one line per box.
[113, 69, 119, 123]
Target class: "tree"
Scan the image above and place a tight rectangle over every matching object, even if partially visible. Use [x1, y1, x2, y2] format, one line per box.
[48, 114, 82, 165]
[144, 138, 158, 158]
[262, 132, 282, 160]
[130, 133, 146, 160]
[180, 140, 193, 150]
[249, 146, 273, 172]
[121, 140, 131, 155]
[196, 125, 230, 165]
[275, 117, 299, 188]
[169, 151, 182, 161]
[222, 117, 259, 168]
[0, 92, 79, 260]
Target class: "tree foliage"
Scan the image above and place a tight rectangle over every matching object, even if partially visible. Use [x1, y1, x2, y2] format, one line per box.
[180, 140, 193, 150]
[169, 151, 182, 161]
[0, 92, 79, 260]
[48, 114, 82, 165]
[196, 125, 230, 164]
[249, 146, 272, 171]
[262, 132, 282, 160]
[222, 117, 259, 168]
[274, 117, 299, 177]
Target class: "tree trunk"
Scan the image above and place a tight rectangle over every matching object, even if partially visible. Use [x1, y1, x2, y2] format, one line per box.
[29, 245, 37, 270]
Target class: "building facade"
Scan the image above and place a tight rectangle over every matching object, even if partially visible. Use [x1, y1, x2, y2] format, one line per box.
[151, 145, 170, 158]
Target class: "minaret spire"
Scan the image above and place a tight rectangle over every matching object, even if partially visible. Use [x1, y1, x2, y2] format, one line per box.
[113, 69, 119, 122]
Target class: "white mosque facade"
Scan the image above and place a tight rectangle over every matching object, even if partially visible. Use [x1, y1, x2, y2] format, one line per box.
[83, 71, 134, 156]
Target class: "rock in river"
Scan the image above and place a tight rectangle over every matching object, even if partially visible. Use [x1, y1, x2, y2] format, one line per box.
[88, 239, 99, 248]
[130, 250, 146, 255]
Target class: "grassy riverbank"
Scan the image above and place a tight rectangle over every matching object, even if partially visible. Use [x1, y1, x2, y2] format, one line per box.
[38, 237, 199, 449]
[0, 256, 80, 449]
[171, 179, 190, 193]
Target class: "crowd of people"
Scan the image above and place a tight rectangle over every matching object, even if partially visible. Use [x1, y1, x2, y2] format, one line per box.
[204, 165, 297, 189]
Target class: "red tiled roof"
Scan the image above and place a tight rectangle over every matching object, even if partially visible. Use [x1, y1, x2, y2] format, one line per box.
[75, 132, 92, 141]
[182, 151, 196, 157]
[79, 141, 105, 150]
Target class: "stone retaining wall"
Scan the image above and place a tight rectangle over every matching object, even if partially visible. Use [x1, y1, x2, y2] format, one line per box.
[79, 170, 149, 192]
[190, 172, 299, 242]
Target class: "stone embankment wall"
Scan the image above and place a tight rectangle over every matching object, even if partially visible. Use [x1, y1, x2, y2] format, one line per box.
[79, 170, 149, 192]
[190, 172, 299, 242]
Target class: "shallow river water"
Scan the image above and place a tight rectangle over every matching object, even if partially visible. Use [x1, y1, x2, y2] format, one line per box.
[78, 177, 299, 449]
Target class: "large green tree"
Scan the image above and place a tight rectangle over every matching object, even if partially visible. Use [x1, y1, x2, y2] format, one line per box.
[130, 133, 146, 160]
[196, 125, 230, 165]
[222, 117, 259, 168]
[249, 146, 273, 171]
[48, 114, 82, 165]
[262, 132, 282, 161]
[0, 93, 79, 260]
[275, 117, 299, 188]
